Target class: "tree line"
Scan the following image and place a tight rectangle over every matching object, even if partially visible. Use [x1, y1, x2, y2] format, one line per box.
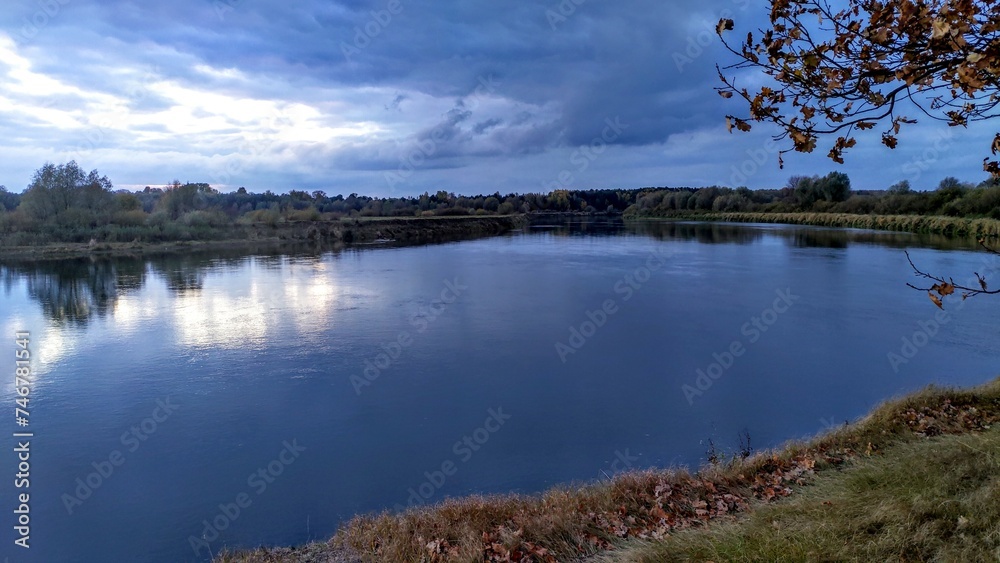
[625, 173, 1000, 219]
[2, 161, 1000, 246]
[0, 162, 645, 245]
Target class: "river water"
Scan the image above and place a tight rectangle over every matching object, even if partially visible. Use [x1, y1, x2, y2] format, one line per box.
[1, 219, 997, 562]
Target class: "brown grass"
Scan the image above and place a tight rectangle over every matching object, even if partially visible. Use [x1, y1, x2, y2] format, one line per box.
[630, 211, 1000, 239]
[598, 424, 1000, 562]
[217, 376, 1000, 562]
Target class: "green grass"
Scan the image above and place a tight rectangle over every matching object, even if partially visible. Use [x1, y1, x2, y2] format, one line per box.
[597, 426, 1000, 562]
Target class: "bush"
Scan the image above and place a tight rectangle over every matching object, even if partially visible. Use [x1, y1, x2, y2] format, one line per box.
[55, 207, 99, 228]
[286, 207, 321, 221]
[239, 209, 281, 226]
[438, 207, 470, 216]
[832, 195, 876, 214]
[161, 222, 193, 241]
[180, 209, 228, 228]
[112, 209, 149, 227]
[145, 212, 171, 228]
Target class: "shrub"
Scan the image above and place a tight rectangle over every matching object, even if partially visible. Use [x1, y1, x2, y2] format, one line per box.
[112, 209, 149, 227]
[180, 209, 228, 228]
[286, 207, 321, 221]
[239, 209, 281, 226]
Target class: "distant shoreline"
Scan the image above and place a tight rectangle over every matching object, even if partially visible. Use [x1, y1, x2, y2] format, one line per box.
[624, 211, 1000, 239]
[0, 215, 528, 261]
[4, 211, 998, 262]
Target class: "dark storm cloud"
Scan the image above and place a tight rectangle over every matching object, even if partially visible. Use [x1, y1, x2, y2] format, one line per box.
[5, 0, 751, 145]
[0, 0, 984, 194]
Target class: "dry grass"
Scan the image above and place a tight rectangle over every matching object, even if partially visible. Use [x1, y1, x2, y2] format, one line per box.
[642, 211, 1000, 238]
[596, 425, 1000, 562]
[208, 377, 1000, 563]
[333, 471, 750, 562]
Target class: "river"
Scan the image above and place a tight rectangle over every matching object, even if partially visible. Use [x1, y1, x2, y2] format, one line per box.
[1, 219, 997, 562]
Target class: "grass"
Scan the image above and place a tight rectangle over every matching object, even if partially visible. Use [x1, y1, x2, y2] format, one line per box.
[217, 376, 1000, 563]
[597, 426, 1000, 562]
[627, 211, 1000, 239]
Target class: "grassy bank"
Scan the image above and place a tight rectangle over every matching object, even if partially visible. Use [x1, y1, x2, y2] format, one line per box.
[0, 215, 528, 261]
[597, 425, 1000, 562]
[217, 376, 1000, 563]
[626, 211, 1000, 239]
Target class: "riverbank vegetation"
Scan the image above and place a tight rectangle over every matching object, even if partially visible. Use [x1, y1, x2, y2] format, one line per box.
[0, 162, 639, 247]
[6, 161, 1000, 249]
[218, 377, 1000, 563]
[643, 212, 1000, 239]
[624, 173, 1000, 219]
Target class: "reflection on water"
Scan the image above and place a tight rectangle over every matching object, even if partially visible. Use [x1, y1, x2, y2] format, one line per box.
[2, 220, 999, 563]
[532, 217, 982, 250]
[0, 249, 383, 360]
[1, 259, 142, 326]
[0, 221, 982, 328]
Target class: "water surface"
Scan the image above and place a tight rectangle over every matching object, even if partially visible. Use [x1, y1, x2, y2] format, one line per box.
[1, 220, 997, 562]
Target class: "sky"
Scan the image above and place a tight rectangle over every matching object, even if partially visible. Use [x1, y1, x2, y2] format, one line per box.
[0, 0, 995, 197]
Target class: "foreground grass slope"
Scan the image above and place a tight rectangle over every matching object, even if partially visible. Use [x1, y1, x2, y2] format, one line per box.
[218, 377, 1000, 563]
[598, 426, 1000, 562]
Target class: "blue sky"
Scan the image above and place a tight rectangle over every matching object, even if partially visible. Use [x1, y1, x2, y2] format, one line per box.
[0, 0, 994, 196]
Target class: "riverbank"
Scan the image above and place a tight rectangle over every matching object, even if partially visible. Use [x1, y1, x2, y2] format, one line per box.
[7, 211, 997, 262]
[217, 376, 1000, 562]
[625, 211, 1000, 239]
[0, 215, 528, 261]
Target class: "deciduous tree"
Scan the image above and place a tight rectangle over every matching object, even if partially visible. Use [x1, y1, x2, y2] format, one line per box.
[20, 162, 113, 222]
[716, 0, 1000, 173]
